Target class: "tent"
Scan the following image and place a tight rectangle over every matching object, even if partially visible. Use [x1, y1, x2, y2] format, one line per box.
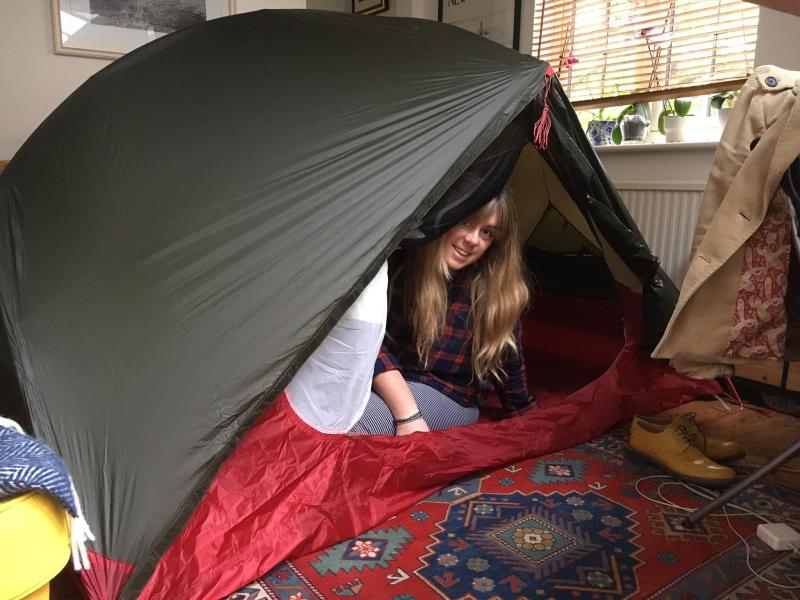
[0, 10, 719, 600]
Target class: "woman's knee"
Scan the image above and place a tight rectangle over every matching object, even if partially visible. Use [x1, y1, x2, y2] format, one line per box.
[407, 381, 478, 430]
[348, 393, 395, 436]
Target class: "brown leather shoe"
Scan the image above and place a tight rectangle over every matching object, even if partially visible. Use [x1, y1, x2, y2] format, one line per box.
[639, 413, 745, 463]
[627, 416, 737, 486]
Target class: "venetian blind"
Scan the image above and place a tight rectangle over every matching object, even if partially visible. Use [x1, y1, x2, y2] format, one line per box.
[532, 0, 760, 107]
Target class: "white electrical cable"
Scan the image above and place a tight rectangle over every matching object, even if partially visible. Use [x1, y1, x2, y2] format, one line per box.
[634, 476, 785, 521]
[680, 482, 789, 524]
[634, 475, 800, 590]
[721, 505, 800, 590]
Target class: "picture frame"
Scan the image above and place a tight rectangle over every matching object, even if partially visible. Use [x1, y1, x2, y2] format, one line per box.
[51, 0, 238, 60]
[438, 0, 521, 51]
[352, 0, 388, 15]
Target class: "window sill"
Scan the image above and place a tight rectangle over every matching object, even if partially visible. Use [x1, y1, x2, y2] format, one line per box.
[594, 140, 719, 191]
[593, 141, 719, 154]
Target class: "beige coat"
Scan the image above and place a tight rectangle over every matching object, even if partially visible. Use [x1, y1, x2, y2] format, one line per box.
[653, 65, 800, 378]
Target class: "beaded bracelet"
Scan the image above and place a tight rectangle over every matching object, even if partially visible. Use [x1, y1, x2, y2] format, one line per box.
[394, 411, 423, 425]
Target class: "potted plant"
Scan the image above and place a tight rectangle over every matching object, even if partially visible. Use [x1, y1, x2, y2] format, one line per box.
[586, 106, 617, 146]
[612, 102, 651, 144]
[659, 98, 692, 142]
[710, 91, 738, 130]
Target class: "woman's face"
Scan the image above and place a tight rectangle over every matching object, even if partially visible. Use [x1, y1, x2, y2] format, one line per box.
[441, 208, 500, 271]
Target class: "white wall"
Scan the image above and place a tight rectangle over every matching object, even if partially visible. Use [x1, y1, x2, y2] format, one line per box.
[307, 0, 349, 10]
[236, 0, 307, 9]
[379, 0, 433, 19]
[0, 1, 106, 159]
[236, 0, 349, 11]
[755, 7, 800, 70]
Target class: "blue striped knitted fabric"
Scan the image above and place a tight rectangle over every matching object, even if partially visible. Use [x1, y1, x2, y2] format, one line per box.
[0, 425, 78, 517]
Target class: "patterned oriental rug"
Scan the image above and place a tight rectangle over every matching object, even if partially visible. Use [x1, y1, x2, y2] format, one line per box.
[229, 427, 800, 600]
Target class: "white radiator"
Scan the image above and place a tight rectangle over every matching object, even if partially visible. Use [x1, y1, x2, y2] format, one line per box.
[618, 187, 704, 287]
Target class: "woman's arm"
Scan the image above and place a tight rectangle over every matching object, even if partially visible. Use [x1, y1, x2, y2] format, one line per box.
[497, 321, 535, 416]
[371, 256, 429, 434]
[372, 369, 430, 435]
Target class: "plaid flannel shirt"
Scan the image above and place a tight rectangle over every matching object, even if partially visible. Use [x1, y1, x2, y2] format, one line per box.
[374, 265, 532, 416]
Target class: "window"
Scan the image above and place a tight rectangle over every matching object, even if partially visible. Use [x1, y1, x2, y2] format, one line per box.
[532, 0, 760, 108]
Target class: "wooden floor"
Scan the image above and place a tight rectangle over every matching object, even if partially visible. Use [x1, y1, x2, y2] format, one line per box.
[658, 397, 800, 491]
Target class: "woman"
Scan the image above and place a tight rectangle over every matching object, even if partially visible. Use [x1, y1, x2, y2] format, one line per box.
[350, 187, 533, 436]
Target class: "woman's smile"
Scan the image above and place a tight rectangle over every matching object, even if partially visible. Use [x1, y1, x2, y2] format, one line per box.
[442, 210, 499, 271]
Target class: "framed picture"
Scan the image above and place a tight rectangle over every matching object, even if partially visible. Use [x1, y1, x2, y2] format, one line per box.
[352, 0, 388, 15]
[438, 0, 521, 51]
[51, 0, 237, 60]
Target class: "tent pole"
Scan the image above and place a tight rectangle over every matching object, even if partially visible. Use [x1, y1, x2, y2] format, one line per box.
[683, 439, 800, 528]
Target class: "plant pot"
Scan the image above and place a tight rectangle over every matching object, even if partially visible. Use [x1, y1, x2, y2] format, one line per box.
[621, 114, 649, 143]
[665, 115, 719, 143]
[718, 107, 733, 131]
[664, 115, 688, 143]
[586, 120, 616, 146]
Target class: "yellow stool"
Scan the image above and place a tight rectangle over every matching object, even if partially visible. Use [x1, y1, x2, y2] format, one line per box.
[0, 492, 71, 600]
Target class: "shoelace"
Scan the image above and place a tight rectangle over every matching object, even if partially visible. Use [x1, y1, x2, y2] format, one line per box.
[675, 425, 694, 453]
[676, 413, 703, 446]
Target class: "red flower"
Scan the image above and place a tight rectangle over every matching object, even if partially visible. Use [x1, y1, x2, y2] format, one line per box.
[565, 51, 579, 69]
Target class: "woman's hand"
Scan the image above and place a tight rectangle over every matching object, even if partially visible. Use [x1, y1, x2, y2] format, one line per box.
[373, 369, 425, 431]
[395, 417, 431, 436]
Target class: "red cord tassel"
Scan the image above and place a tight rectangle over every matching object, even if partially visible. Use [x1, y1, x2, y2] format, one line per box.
[533, 66, 554, 150]
[725, 375, 745, 409]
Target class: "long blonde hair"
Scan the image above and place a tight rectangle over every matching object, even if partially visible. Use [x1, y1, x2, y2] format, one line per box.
[404, 188, 529, 382]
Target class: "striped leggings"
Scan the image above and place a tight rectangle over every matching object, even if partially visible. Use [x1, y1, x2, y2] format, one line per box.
[348, 380, 479, 435]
